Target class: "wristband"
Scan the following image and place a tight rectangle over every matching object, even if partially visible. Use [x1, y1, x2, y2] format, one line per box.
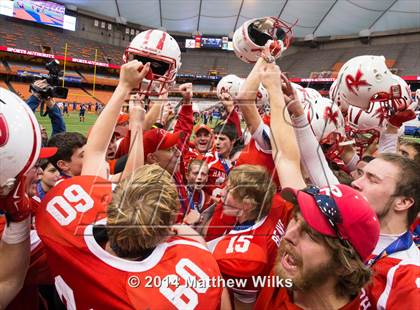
[2, 217, 30, 244]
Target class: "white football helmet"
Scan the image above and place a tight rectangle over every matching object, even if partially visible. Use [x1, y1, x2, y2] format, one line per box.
[123, 29, 182, 96]
[346, 101, 388, 156]
[216, 74, 244, 100]
[290, 82, 308, 107]
[0, 88, 41, 187]
[305, 87, 322, 101]
[305, 96, 346, 160]
[416, 89, 420, 105]
[233, 17, 293, 63]
[330, 79, 350, 115]
[334, 55, 401, 113]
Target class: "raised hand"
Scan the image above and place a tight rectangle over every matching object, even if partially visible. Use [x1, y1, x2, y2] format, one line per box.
[0, 174, 32, 222]
[178, 83, 193, 103]
[119, 60, 150, 90]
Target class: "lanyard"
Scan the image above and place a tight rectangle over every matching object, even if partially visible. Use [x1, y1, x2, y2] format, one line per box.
[37, 182, 46, 200]
[219, 156, 231, 175]
[413, 224, 420, 248]
[187, 188, 204, 212]
[368, 231, 413, 266]
[233, 220, 255, 231]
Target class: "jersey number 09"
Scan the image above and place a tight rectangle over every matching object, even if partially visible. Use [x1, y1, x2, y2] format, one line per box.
[46, 184, 94, 226]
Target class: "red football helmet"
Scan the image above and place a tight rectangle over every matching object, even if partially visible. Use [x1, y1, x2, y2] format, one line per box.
[123, 29, 182, 97]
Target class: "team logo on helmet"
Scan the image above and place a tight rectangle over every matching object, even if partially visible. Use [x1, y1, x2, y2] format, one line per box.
[0, 114, 9, 147]
[345, 69, 371, 95]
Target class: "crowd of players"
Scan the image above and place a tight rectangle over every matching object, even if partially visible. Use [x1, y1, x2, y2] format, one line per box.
[0, 16, 419, 310]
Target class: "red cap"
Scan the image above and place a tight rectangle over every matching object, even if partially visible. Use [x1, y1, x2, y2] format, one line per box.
[39, 147, 57, 159]
[281, 184, 380, 262]
[194, 124, 211, 135]
[117, 113, 129, 125]
[143, 128, 181, 158]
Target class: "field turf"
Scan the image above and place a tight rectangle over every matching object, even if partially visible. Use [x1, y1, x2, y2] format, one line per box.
[35, 110, 98, 137]
[35, 110, 420, 143]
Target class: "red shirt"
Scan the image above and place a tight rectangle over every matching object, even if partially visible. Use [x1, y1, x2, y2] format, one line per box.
[205, 151, 233, 198]
[207, 196, 293, 302]
[35, 176, 223, 309]
[365, 235, 420, 309]
[236, 116, 280, 186]
[255, 284, 372, 310]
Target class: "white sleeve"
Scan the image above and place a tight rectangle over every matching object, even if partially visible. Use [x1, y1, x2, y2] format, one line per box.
[345, 152, 360, 172]
[292, 114, 340, 187]
[252, 122, 272, 153]
[378, 132, 398, 154]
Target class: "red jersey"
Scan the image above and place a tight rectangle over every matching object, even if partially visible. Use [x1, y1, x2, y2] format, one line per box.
[207, 194, 293, 303]
[255, 284, 372, 310]
[183, 146, 213, 168]
[206, 152, 233, 198]
[35, 176, 223, 309]
[0, 214, 53, 310]
[366, 234, 420, 309]
[186, 187, 214, 213]
[236, 119, 280, 186]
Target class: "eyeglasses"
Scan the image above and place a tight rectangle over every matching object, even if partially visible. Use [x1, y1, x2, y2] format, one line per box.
[302, 186, 351, 248]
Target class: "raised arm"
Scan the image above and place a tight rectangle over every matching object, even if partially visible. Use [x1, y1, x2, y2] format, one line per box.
[0, 176, 32, 308]
[236, 58, 265, 134]
[120, 95, 145, 180]
[280, 74, 339, 187]
[220, 93, 242, 139]
[82, 60, 150, 177]
[261, 63, 306, 189]
[0, 222, 30, 308]
[143, 90, 168, 130]
[173, 83, 194, 149]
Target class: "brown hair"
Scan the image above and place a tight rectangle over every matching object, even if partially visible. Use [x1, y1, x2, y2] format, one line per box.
[323, 236, 372, 297]
[187, 159, 208, 174]
[106, 164, 179, 259]
[399, 140, 420, 165]
[299, 215, 371, 297]
[377, 153, 420, 228]
[227, 164, 276, 220]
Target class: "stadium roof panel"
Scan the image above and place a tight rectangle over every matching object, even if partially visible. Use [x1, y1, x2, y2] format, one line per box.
[58, 0, 420, 37]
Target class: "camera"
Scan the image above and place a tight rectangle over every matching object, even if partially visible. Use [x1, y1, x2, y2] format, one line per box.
[29, 60, 68, 99]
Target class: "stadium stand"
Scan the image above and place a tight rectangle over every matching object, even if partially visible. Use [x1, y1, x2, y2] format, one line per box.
[1, 17, 420, 78]
[10, 81, 31, 99]
[0, 80, 8, 90]
[83, 89, 113, 104]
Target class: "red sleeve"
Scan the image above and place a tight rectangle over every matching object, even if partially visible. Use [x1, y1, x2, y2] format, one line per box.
[108, 159, 117, 175]
[205, 203, 236, 241]
[226, 109, 242, 139]
[173, 103, 194, 150]
[115, 130, 131, 158]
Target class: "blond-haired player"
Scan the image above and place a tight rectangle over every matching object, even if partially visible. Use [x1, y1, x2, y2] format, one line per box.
[35, 60, 225, 309]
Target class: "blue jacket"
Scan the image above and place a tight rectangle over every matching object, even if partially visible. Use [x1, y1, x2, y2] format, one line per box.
[27, 95, 66, 136]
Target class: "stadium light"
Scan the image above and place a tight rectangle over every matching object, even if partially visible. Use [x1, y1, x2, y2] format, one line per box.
[359, 29, 371, 44]
[359, 29, 372, 37]
[116, 16, 127, 25]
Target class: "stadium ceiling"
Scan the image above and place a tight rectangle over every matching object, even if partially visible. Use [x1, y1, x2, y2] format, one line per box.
[58, 0, 420, 38]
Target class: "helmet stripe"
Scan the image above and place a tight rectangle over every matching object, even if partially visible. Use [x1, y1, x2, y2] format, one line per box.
[156, 31, 167, 51]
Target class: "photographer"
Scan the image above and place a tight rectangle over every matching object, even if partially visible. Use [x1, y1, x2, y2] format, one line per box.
[27, 79, 66, 136]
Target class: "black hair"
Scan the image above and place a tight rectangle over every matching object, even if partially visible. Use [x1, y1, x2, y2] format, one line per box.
[213, 122, 237, 141]
[47, 132, 87, 171]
